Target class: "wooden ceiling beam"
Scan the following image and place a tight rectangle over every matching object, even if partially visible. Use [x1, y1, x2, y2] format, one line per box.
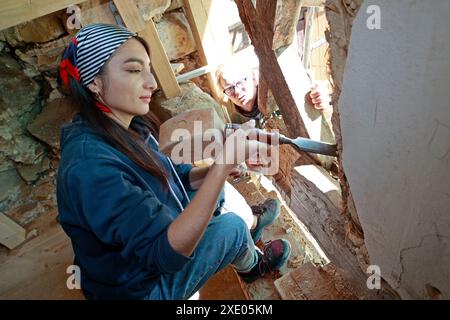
[0, 0, 87, 31]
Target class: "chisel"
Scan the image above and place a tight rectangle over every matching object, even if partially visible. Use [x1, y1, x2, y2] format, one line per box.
[224, 123, 337, 157]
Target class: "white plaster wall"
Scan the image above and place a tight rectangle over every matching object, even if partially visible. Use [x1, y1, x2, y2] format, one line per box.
[340, 0, 450, 299]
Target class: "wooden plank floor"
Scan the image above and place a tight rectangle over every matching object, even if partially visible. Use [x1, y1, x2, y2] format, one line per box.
[0, 210, 83, 300]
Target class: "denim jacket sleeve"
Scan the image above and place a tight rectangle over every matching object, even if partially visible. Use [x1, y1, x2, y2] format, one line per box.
[172, 162, 195, 191]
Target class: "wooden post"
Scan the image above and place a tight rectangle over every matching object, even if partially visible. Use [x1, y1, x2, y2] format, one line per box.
[112, 0, 181, 98]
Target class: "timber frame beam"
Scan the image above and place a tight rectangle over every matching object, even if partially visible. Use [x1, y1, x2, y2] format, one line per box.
[0, 0, 87, 31]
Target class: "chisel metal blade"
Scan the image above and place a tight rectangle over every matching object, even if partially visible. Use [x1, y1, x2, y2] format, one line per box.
[279, 135, 338, 157]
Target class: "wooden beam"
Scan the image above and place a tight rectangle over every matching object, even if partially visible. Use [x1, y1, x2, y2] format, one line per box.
[182, 0, 232, 101]
[0, 0, 87, 31]
[0, 214, 26, 250]
[142, 21, 182, 99]
[112, 0, 181, 98]
[256, 0, 274, 28]
[235, 0, 309, 139]
[290, 165, 356, 276]
[257, 74, 269, 115]
[176, 65, 211, 83]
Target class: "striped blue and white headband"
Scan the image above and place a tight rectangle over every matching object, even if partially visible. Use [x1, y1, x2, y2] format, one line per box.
[60, 23, 136, 88]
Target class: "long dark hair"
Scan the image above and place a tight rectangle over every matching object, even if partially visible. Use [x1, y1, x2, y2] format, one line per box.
[63, 36, 169, 187]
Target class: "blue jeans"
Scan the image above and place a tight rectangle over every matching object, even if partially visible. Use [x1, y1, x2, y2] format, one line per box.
[146, 212, 258, 300]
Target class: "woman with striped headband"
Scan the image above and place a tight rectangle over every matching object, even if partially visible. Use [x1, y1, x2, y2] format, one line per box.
[57, 23, 291, 300]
